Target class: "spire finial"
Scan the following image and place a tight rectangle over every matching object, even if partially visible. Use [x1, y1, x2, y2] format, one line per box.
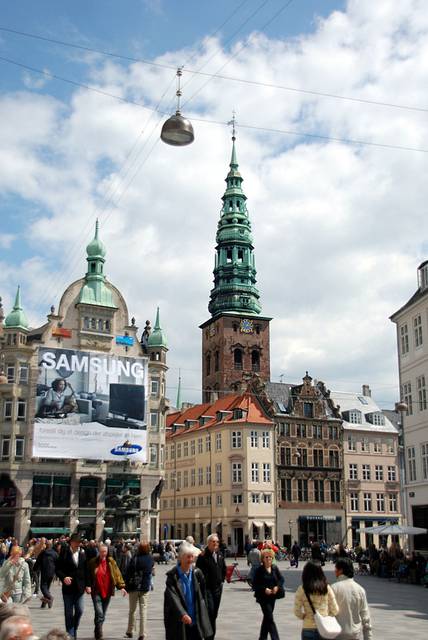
[228, 110, 237, 142]
[176, 368, 182, 410]
[95, 218, 99, 238]
[154, 306, 161, 330]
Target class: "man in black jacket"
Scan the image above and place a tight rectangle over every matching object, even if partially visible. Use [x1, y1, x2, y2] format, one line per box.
[196, 534, 226, 640]
[55, 534, 90, 639]
[34, 540, 58, 608]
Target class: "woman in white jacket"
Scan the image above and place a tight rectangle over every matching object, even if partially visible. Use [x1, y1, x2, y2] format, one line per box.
[0, 546, 32, 604]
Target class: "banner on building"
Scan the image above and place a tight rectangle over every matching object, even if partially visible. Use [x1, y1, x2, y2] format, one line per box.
[33, 347, 148, 461]
[33, 422, 147, 461]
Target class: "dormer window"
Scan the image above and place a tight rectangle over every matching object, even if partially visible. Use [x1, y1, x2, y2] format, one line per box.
[418, 260, 428, 291]
[349, 410, 362, 424]
[366, 412, 385, 426]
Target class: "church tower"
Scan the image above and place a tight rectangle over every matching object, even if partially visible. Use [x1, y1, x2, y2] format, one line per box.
[200, 132, 271, 401]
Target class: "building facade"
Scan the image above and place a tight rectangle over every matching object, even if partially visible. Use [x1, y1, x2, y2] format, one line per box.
[331, 387, 402, 548]
[200, 136, 271, 401]
[390, 260, 428, 551]
[160, 393, 275, 554]
[0, 223, 168, 542]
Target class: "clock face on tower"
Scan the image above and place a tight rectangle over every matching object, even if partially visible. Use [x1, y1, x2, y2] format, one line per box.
[240, 318, 254, 334]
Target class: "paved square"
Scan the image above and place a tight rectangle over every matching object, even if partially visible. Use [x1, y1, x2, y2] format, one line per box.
[26, 561, 427, 640]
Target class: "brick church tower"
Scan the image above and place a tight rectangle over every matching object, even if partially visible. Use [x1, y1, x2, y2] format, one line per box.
[200, 131, 271, 402]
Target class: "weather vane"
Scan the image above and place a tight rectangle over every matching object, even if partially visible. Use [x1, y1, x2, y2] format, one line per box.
[228, 110, 237, 141]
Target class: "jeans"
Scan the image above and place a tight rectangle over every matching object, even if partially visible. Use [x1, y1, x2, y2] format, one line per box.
[301, 630, 321, 640]
[92, 593, 111, 626]
[40, 577, 54, 603]
[127, 591, 149, 637]
[259, 599, 279, 640]
[206, 586, 223, 638]
[63, 592, 85, 638]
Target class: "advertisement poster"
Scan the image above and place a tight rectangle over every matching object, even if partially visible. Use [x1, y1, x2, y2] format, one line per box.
[33, 347, 148, 461]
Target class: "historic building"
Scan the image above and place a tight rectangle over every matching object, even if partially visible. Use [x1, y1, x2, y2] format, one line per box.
[200, 135, 271, 401]
[0, 222, 168, 542]
[252, 374, 345, 547]
[160, 393, 276, 554]
[331, 387, 402, 548]
[390, 260, 428, 551]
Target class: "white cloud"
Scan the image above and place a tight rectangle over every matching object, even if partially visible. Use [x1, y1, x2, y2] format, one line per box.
[1, 0, 427, 406]
[0, 234, 15, 249]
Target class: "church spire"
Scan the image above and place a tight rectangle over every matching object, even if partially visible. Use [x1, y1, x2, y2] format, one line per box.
[5, 285, 29, 330]
[208, 130, 261, 318]
[78, 220, 115, 307]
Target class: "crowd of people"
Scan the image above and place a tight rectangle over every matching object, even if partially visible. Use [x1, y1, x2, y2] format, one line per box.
[0, 533, 426, 640]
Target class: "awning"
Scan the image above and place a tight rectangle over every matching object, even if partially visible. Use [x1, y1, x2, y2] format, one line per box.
[33, 476, 51, 485]
[252, 521, 263, 528]
[30, 527, 70, 534]
[53, 477, 71, 486]
[264, 521, 275, 528]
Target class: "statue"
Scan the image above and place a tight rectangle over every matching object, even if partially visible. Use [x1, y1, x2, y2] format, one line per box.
[141, 320, 151, 353]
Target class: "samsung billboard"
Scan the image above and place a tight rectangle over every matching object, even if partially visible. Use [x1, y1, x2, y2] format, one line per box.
[33, 347, 148, 462]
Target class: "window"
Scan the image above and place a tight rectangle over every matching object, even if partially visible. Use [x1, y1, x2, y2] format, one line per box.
[33, 477, 52, 507]
[362, 464, 371, 481]
[280, 446, 291, 466]
[303, 402, 313, 418]
[386, 439, 394, 453]
[198, 438, 203, 454]
[183, 470, 188, 488]
[329, 449, 339, 468]
[262, 431, 270, 448]
[4, 400, 12, 420]
[250, 430, 258, 447]
[375, 465, 383, 481]
[389, 494, 398, 512]
[349, 410, 361, 424]
[387, 466, 397, 482]
[313, 425, 322, 439]
[176, 471, 181, 489]
[15, 437, 24, 460]
[232, 462, 242, 484]
[6, 365, 15, 383]
[19, 364, 29, 384]
[278, 423, 290, 437]
[251, 493, 260, 503]
[313, 448, 324, 467]
[206, 466, 211, 485]
[198, 468, 203, 486]
[376, 493, 385, 512]
[414, 315, 423, 347]
[214, 351, 219, 372]
[1, 437, 10, 460]
[191, 440, 196, 456]
[400, 324, 409, 354]
[206, 435, 211, 452]
[422, 444, 428, 480]
[296, 424, 307, 437]
[263, 494, 272, 504]
[348, 435, 356, 451]
[417, 375, 427, 411]
[403, 382, 413, 415]
[176, 443, 181, 458]
[231, 431, 242, 448]
[314, 479, 324, 503]
[297, 448, 308, 466]
[330, 480, 341, 503]
[251, 350, 260, 372]
[350, 492, 359, 512]
[371, 414, 385, 426]
[232, 494, 243, 504]
[363, 493, 372, 512]
[191, 469, 196, 486]
[251, 462, 259, 483]
[407, 447, 416, 481]
[191, 497, 196, 507]
[183, 498, 188, 508]
[150, 412, 159, 429]
[215, 433, 222, 451]
[263, 463, 271, 483]
[183, 442, 188, 457]
[216, 494, 222, 506]
[349, 464, 358, 480]
[298, 479, 308, 502]
[280, 478, 292, 502]
[216, 463, 222, 484]
[150, 380, 159, 397]
[361, 437, 369, 452]
[206, 354, 211, 376]
[329, 426, 339, 440]
[234, 348, 243, 370]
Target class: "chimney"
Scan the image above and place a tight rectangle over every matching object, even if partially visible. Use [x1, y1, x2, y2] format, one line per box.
[362, 384, 371, 397]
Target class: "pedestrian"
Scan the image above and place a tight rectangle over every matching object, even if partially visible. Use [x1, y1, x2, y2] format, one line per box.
[310, 543, 324, 566]
[55, 534, 89, 639]
[252, 548, 285, 640]
[196, 534, 226, 639]
[34, 540, 58, 609]
[247, 542, 261, 586]
[0, 605, 30, 631]
[124, 541, 154, 640]
[40, 629, 71, 640]
[0, 547, 31, 605]
[0, 615, 33, 640]
[331, 558, 372, 640]
[164, 541, 212, 640]
[87, 543, 127, 640]
[294, 561, 339, 640]
[291, 541, 301, 569]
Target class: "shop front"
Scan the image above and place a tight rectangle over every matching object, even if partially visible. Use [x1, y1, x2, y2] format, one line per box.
[298, 515, 342, 545]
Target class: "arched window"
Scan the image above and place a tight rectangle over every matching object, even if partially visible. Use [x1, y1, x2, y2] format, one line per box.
[329, 448, 339, 468]
[214, 351, 219, 372]
[83, 317, 90, 329]
[206, 354, 211, 376]
[98, 319, 103, 331]
[251, 350, 260, 372]
[234, 348, 243, 370]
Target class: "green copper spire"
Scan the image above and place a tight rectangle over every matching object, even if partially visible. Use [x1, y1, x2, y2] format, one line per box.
[148, 307, 168, 348]
[5, 285, 29, 330]
[176, 369, 182, 410]
[78, 220, 115, 308]
[208, 134, 261, 317]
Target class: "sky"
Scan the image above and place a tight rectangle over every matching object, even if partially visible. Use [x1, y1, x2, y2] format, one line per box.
[0, 0, 427, 408]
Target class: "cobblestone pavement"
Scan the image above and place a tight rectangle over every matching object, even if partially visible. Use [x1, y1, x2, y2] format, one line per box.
[25, 561, 427, 640]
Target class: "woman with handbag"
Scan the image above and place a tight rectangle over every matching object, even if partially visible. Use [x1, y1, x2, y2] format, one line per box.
[124, 542, 154, 640]
[0, 546, 32, 604]
[294, 561, 340, 640]
[252, 548, 285, 640]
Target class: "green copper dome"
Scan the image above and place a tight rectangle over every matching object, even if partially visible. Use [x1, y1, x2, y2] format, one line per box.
[86, 219, 106, 258]
[78, 221, 115, 308]
[148, 307, 168, 348]
[208, 136, 261, 317]
[5, 286, 29, 330]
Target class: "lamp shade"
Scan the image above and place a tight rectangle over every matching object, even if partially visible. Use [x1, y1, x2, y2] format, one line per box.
[161, 111, 194, 146]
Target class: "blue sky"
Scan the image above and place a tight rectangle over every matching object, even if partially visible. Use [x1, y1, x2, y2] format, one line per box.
[0, 1, 427, 406]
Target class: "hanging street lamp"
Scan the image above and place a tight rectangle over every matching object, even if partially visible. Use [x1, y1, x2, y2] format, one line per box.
[160, 67, 194, 146]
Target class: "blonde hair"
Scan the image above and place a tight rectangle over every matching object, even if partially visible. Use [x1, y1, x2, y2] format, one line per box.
[261, 548, 275, 560]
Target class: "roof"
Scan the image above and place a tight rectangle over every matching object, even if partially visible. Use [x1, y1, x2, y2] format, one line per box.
[4, 286, 29, 330]
[166, 392, 272, 439]
[330, 391, 398, 434]
[263, 381, 293, 413]
[390, 286, 428, 321]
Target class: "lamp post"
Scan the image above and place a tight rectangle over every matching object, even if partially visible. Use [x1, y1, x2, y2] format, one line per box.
[288, 519, 294, 547]
[395, 401, 408, 532]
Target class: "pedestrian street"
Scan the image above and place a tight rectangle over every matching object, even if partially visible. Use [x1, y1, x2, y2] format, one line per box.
[26, 561, 428, 640]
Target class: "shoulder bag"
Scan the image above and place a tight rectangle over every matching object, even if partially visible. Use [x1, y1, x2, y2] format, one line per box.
[1, 561, 24, 602]
[303, 588, 341, 640]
